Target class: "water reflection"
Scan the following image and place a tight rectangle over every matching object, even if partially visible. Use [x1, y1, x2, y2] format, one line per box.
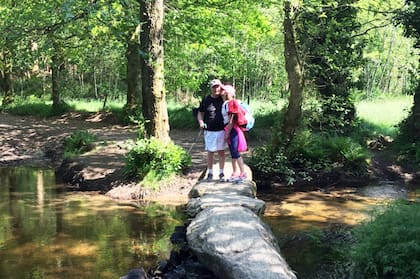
[0, 167, 183, 279]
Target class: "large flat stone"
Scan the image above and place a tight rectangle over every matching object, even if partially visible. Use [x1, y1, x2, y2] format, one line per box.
[188, 180, 256, 199]
[187, 206, 297, 279]
[186, 194, 266, 218]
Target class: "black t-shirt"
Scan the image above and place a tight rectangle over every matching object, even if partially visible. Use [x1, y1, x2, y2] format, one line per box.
[199, 95, 224, 131]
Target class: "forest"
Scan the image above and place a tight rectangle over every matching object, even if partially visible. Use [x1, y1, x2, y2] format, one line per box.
[1, 0, 420, 277]
[1, 0, 418, 183]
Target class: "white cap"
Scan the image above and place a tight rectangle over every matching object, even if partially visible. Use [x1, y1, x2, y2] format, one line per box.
[210, 79, 222, 88]
[222, 84, 235, 96]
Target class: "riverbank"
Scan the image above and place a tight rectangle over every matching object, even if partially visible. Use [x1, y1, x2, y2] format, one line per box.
[0, 112, 210, 204]
[1, 112, 418, 204]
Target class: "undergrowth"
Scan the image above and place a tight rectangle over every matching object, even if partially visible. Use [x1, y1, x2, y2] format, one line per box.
[351, 200, 420, 278]
[124, 137, 191, 190]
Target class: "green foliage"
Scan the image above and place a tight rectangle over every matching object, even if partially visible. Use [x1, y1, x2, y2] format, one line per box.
[305, 95, 357, 135]
[3, 95, 74, 117]
[392, 0, 420, 169]
[351, 200, 420, 278]
[394, 0, 420, 44]
[288, 131, 369, 173]
[248, 144, 296, 184]
[63, 130, 97, 158]
[66, 98, 125, 112]
[164, 2, 286, 100]
[357, 0, 418, 99]
[249, 129, 369, 185]
[395, 142, 420, 167]
[296, 0, 365, 134]
[124, 138, 192, 189]
[167, 101, 198, 130]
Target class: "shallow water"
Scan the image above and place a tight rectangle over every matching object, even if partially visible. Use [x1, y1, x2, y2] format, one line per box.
[0, 167, 183, 279]
[260, 180, 420, 278]
[2, 166, 419, 279]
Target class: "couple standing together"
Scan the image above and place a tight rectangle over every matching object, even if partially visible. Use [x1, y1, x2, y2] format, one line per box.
[196, 79, 248, 182]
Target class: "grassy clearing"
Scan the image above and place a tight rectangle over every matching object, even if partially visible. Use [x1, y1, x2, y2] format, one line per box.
[356, 95, 413, 136]
[66, 99, 124, 112]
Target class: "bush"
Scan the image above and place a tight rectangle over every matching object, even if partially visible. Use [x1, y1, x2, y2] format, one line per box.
[249, 130, 369, 185]
[63, 130, 97, 158]
[124, 138, 191, 188]
[351, 200, 420, 278]
[248, 144, 296, 185]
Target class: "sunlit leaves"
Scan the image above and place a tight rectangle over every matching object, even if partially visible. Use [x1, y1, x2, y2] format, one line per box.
[164, 0, 284, 98]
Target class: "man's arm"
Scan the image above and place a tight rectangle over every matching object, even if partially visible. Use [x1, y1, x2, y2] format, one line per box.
[197, 111, 206, 129]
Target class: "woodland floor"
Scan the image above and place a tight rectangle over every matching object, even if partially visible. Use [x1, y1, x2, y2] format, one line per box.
[0, 112, 418, 205]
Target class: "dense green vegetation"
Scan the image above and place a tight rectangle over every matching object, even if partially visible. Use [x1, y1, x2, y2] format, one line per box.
[1, 0, 418, 182]
[351, 200, 420, 278]
[124, 137, 191, 189]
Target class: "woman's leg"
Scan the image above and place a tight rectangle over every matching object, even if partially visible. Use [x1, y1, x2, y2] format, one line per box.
[229, 128, 240, 177]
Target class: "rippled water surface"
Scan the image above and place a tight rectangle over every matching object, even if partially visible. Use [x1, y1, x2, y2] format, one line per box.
[0, 167, 183, 279]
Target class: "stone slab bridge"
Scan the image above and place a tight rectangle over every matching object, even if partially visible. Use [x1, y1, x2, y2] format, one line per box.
[185, 178, 297, 279]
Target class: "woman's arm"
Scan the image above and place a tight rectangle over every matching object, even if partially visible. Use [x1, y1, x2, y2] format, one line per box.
[224, 113, 234, 140]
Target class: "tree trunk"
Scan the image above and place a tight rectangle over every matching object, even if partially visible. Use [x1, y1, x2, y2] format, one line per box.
[0, 70, 13, 107]
[51, 52, 61, 109]
[51, 40, 63, 110]
[413, 84, 420, 142]
[139, 0, 170, 143]
[280, 1, 303, 146]
[126, 27, 142, 114]
[0, 50, 13, 108]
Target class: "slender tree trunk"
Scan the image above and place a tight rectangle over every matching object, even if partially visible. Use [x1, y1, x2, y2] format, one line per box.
[93, 64, 98, 99]
[126, 27, 142, 113]
[379, 28, 395, 94]
[413, 83, 420, 142]
[280, 1, 304, 146]
[51, 52, 61, 109]
[51, 38, 64, 110]
[0, 50, 13, 108]
[79, 73, 84, 95]
[139, 0, 170, 142]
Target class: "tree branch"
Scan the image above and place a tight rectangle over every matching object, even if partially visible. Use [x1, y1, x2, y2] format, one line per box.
[353, 22, 392, 38]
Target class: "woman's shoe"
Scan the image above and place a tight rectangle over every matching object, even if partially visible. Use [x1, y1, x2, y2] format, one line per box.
[227, 173, 239, 182]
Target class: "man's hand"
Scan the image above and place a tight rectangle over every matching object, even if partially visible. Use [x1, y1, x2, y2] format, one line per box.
[199, 121, 207, 129]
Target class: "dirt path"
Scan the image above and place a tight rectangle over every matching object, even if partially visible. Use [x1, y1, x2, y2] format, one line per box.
[0, 112, 211, 203]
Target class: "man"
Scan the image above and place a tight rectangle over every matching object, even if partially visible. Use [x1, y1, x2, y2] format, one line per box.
[197, 79, 226, 181]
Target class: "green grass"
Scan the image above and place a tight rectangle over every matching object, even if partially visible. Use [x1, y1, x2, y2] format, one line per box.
[66, 99, 124, 112]
[356, 95, 413, 136]
[3, 94, 411, 138]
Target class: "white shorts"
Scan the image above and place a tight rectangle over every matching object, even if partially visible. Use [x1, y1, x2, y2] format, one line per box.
[204, 130, 226, 152]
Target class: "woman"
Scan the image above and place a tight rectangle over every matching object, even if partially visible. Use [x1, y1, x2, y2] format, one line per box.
[221, 84, 248, 182]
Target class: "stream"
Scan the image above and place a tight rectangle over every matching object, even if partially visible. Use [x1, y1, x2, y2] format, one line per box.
[260, 179, 420, 278]
[0, 167, 184, 279]
[1, 166, 419, 278]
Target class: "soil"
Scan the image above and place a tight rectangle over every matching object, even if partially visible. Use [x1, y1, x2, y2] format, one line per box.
[1, 112, 418, 204]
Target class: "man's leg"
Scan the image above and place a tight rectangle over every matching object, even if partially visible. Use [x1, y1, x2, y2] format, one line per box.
[218, 150, 225, 171]
[207, 152, 214, 180]
[217, 149, 225, 181]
